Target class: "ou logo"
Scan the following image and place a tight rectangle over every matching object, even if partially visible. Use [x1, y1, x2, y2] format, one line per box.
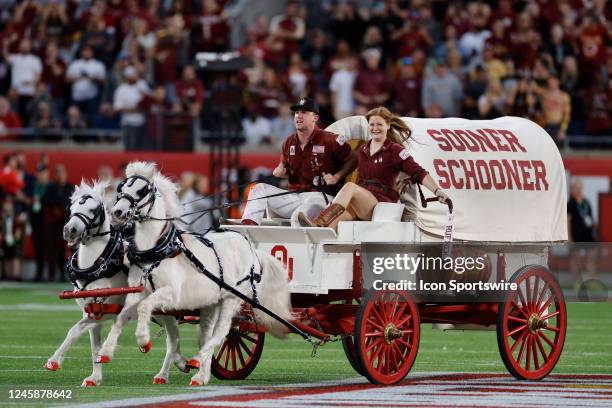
[271, 245, 294, 282]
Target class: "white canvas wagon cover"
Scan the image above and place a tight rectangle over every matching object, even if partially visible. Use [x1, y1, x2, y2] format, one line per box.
[326, 116, 567, 243]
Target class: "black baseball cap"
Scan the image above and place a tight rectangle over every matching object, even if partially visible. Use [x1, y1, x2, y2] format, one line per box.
[290, 97, 319, 114]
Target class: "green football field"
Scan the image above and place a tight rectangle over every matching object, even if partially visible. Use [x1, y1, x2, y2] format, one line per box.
[0, 284, 611, 407]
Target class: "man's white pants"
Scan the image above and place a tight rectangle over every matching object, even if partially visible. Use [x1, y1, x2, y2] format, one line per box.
[242, 183, 332, 223]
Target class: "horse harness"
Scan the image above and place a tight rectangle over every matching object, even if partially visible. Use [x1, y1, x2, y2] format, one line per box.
[124, 222, 261, 303]
[69, 194, 110, 244]
[65, 227, 128, 290]
[117, 175, 157, 222]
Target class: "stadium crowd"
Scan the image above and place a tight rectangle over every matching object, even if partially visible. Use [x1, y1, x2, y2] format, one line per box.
[0, 0, 610, 148]
[0, 0, 609, 280]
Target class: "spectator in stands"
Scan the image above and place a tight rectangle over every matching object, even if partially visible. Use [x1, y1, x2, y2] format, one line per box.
[64, 105, 90, 142]
[577, 12, 608, 77]
[41, 41, 66, 121]
[329, 56, 357, 120]
[0, 154, 24, 196]
[269, 0, 305, 61]
[4, 38, 42, 124]
[37, 0, 69, 42]
[392, 57, 422, 117]
[172, 65, 204, 118]
[458, 17, 491, 66]
[283, 53, 312, 99]
[435, 25, 460, 61]
[510, 11, 541, 69]
[179, 171, 215, 232]
[190, 0, 230, 53]
[509, 74, 542, 121]
[153, 15, 188, 86]
[44, 164, 73, 282]
[0, 50, 11, 96]
[301, 29, 331, 90]
[0, 96, 21, 140]
[93, 102, 121, 138]
[113, 66, 150, 151]
[541, 75, 571, 146]
[391, 18, 433, 60]
[248, 67, 284, 119]
[545, 24, 575, 74]
[353, 48, 389, 113]
[478, 79, 510, 119]
[0, 195, 25, 281]
[66, 45, 106, 125]
[484, 19, 511, 60]
[79, 11, 117, 69]
[241, 105, 272, 146]
[31, 100, 60, 140]
[422, 59, 463, 118]
[30, 164, 48, 281]
[567, 177, 598, 285]
[271, 101, 294, 149]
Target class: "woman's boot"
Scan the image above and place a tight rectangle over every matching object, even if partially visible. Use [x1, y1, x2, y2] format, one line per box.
[308, 203, 346, 227]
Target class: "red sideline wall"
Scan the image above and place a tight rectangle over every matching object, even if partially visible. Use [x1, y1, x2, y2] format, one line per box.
[20, 151, 279, 182]
[18, 151, 611, 184]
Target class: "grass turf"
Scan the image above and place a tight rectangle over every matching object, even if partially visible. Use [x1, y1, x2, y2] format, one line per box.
[0, 284, 610, 407]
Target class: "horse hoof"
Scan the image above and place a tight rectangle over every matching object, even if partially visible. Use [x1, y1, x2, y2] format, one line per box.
[190, 380, 202, 386]
[44, 361, 59, 371]
[186, 359, 200, 369]
[96, 355, 111, 364]
[139, 340, 152, 353]
[82, 380, 97, 387]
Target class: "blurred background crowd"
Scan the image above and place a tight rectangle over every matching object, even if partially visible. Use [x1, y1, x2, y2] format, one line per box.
[0, 0, 610, 148]
[0, 0, 609, 281]
[0, 150, 215, 281]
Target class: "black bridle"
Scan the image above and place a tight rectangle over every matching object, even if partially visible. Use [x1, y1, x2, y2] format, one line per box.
[68, 194, 110, 244]
[116, 175, 158, 222]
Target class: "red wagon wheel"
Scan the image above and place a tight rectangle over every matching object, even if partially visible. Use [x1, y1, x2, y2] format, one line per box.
[354, 289, 420, 385]
[211, 326, 265, 380]
[497, 265, 567, 380]
[342, 335, 365, 376]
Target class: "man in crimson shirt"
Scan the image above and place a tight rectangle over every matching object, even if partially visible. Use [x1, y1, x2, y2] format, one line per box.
[228, 97, 357, 225]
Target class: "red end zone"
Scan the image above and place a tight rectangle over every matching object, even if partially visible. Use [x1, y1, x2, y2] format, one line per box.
[129, 373, 612, 408]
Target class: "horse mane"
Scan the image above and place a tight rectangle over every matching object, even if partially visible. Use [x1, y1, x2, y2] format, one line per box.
[71, 179, 114, 211]
[125, 161, 183, 222]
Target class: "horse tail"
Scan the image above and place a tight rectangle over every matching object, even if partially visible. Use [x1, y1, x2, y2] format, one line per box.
[253, 251, 292, 339]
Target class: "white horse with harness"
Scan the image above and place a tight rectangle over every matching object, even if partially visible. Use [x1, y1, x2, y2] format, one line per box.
[45, 180, 189, 386]
[96, 162, 292, 386]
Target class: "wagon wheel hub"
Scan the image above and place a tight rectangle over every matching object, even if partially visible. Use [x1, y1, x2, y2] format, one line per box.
[527, 313, 547, 333]
[383, 324, 402, 344]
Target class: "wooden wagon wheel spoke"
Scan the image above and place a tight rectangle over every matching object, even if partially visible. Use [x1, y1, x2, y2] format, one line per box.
[511, 301, 530, 319]
[540, 310, 560, 321]
[510, 331, 528, 354]
[535, 333, 549, 363]
[215, 341, 229, 362]
[507, 324, 527, 338]
[537, 295, 554, 315]
[237, 336, 254, 357]
[516, 285, 530, 314]
[396, 338, 413, 350]
[516, 332, 528, 364]
[538, 331, 556, 348]
[507, 315, 527, 324]
[535, 283, 550, 310]
[366, 337, 384, 353]
[395, 313, 413, 329]
[525, 334, 532, 371]
[525, 277, 533, 311]
[367, 318, 384, 331]
[370, 304, 386, 325]
[531, 336, 540, 370]
[532, 277, 540, 312]
[543, 325, 560, 333]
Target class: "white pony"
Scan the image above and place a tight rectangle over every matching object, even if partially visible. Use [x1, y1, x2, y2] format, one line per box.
[45, 180, 188, 386]
[97, 162, 292, 386]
